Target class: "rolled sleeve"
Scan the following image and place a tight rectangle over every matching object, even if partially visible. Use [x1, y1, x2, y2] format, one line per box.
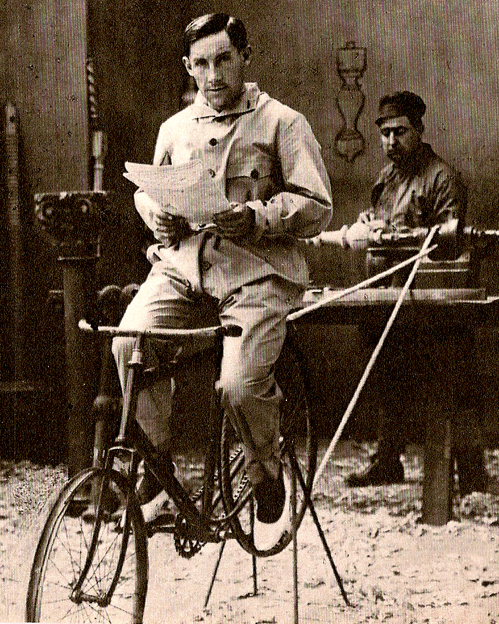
[433, 170, 467, 225]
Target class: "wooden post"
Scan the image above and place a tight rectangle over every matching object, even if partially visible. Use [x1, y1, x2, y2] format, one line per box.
[34, 191, 108, 475]
[4, 102, 26, 381]
[61, 259, 99, 475]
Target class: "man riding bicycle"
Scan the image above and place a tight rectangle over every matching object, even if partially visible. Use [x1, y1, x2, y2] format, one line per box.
[112, 13, 332, 550]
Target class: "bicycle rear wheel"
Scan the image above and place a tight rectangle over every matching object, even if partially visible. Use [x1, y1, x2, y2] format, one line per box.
[26, 467, 148, 623]
[220, 336, 317, 557]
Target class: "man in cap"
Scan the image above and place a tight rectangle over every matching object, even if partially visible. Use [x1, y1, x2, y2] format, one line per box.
[344, 91, 489, 494]
[346, 91, 465, 267]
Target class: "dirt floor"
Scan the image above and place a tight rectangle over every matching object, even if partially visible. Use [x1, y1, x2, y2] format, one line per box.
[2, 442, 499, 624]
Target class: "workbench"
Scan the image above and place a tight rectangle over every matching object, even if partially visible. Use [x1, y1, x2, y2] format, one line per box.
[294, 285, 499, 525]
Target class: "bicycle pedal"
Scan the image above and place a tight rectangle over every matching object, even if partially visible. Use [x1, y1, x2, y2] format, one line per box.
[145, 513, 176, 535]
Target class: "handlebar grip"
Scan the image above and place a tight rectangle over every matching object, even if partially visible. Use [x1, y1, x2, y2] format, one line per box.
[78, 319, 95, 332]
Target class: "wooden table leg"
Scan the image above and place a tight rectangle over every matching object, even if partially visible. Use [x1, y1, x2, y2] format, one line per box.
[422, 415, 453, 525]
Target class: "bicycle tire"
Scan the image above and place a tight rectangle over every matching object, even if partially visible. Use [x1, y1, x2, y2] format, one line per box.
[220, 335, 317, 557]
[26, 467, 148, 623]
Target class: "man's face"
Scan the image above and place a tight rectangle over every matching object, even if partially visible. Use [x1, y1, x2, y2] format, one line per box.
[183, 30, 251, 112]
[379, 116, 423, 166]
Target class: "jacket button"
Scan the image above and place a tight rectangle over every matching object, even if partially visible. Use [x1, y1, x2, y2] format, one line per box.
[209, 138, 218, 146]
[201, 261, 212, 272]
[250, 169, 259, 180]
[207, 169, 216, 177]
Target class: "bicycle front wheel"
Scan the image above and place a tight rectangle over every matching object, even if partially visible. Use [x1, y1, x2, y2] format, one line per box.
[220, 336, 317, 557]
[26, 467, 148, 623]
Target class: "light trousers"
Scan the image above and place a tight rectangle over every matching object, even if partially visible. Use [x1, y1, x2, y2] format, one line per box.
[112, 259, 301, 485]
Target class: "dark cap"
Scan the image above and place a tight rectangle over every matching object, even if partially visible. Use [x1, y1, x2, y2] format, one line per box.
[375, 91, 426, 128]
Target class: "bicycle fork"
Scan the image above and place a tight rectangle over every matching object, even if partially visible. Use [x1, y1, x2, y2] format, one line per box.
[70, 452, 141, 608]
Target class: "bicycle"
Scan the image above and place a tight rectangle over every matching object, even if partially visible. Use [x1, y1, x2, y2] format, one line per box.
[26, 224, 468, 623]
[25, 317, 317, 623]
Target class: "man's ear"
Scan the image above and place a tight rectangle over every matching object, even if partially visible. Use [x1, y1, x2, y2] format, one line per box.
[182, 56, 193, 75]
[241, 45, 252, 66]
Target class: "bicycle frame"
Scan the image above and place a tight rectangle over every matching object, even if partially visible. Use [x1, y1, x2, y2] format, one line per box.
[79, 319, 315, 550]
[91, 321, 243, 543]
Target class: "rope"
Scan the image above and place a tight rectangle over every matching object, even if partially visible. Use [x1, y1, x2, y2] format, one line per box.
[311, 226, 439, 488]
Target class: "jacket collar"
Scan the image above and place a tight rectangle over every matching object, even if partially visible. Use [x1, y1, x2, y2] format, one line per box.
[190, 82, 260, 120]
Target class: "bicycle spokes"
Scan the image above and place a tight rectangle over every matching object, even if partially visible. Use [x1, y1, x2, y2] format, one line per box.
[26, 468, 148, 624]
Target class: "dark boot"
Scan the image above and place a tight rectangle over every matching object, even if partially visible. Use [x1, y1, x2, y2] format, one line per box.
[136, 462, 163, 504]
[136, 447, 175, 505]
[253, 467, 286, 524]
[346, 442, 405, 487]
[455, 446, 488, 496]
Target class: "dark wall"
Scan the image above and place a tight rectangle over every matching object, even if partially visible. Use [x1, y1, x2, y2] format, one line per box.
[2, 0, 499, 460]
[1, 0, 89, 323]
[87, 0, 192, 288]
[0, 0, 91, 461]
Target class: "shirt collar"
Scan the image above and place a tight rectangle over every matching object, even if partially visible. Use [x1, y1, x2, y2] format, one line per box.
[190, 82, 260, 120]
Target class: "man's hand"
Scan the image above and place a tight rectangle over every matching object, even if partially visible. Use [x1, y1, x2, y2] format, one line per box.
[345, 221, 371, 250]
[358, 211, 385, 231]
[345, 213, 387, 250]
[437, 218, 459, 242]
[213, 203, 255, 240]
[152, 210, 192, 247]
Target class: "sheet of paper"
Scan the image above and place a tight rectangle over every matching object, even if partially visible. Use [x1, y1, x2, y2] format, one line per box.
[123, 160, 230, 223]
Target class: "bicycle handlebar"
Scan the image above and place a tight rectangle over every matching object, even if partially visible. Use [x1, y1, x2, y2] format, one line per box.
[78, 319, 242, 338]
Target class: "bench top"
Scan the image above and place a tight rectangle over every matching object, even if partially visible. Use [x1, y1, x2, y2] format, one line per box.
[294, 287, 499, 326]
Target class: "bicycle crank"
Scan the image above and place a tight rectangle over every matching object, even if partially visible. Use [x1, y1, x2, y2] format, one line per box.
[173, 513, 205, 558]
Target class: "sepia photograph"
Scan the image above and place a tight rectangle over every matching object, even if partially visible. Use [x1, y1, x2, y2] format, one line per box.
[1, 1, 499, 622]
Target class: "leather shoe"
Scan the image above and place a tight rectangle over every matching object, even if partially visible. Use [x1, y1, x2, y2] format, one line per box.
[346, 454, 404, 487]
[253, 467, 292, 551]
[140, 461, 179, 524]
[254, 468, 286, 523]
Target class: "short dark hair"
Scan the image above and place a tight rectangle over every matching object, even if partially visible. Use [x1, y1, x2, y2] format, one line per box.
[375, 91, 426, 131]
[183, 13, 248, 57]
